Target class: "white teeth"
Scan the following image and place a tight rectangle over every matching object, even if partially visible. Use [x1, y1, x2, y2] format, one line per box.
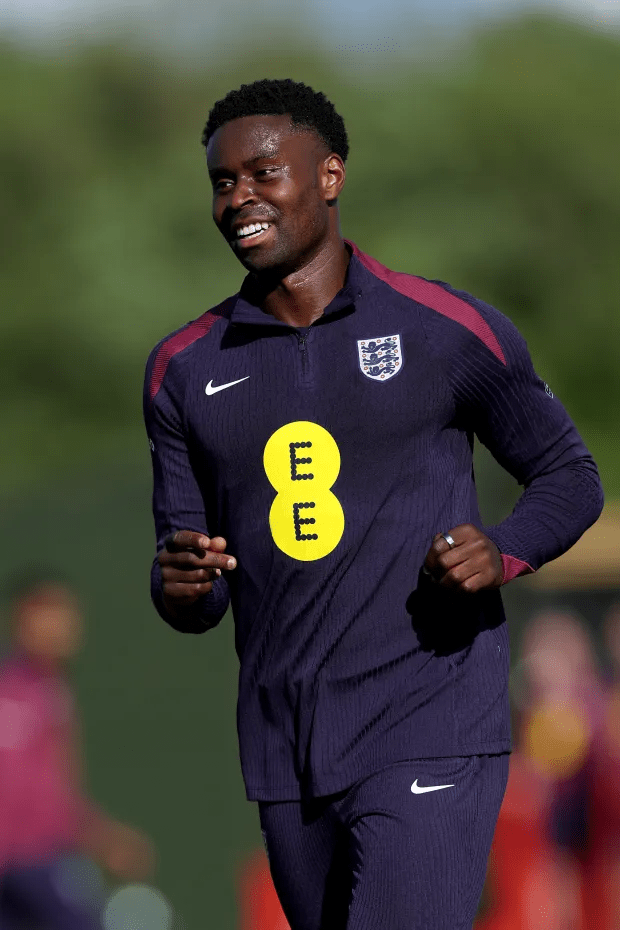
[237, 222, 270, 238]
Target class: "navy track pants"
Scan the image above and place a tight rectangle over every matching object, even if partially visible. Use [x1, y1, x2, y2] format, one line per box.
[258, 753, 510, 930]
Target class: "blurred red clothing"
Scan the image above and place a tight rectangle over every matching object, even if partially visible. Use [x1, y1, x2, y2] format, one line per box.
[239, 848, 290, 930]
[475, 751, 582, 930]
[477, 672, 620, 930]
[0, 648, 106, 871]
[578, 680, 620, 930]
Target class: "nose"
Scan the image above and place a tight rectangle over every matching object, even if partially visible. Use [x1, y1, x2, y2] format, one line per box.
[215, 176, 260, 236]
[227, 174, 258, 210]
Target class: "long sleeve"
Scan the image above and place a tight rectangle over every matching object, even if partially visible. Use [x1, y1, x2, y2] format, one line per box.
[143, 346, 230, 634]
[443, 293, 605, 583]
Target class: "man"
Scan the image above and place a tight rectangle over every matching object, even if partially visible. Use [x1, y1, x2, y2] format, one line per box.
[143, 78, 604, 930]
[0, 571, 155, 929]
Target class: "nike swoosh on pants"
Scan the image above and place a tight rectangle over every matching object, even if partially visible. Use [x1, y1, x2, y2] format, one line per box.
[410, 780, 455, 794]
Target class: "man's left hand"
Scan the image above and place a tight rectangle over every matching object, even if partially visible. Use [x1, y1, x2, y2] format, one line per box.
[423, 524, 504, 593]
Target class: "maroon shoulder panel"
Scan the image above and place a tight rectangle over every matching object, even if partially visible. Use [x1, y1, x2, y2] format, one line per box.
[346, 240, 506, 365]
[149, 298, 234, 400]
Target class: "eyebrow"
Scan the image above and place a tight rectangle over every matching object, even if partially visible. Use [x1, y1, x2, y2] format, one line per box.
[208, 148, 280, 179]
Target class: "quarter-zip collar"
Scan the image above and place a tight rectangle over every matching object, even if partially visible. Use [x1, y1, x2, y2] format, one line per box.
[229, 239, 367, 329]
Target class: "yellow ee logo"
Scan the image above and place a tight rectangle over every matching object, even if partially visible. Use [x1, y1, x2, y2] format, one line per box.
[263, 421, 345, 561]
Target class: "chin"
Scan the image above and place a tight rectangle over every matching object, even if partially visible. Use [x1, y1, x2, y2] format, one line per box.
[239, 255, 281, 277]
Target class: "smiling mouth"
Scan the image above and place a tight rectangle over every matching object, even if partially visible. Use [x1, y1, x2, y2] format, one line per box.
[233, 224, 273, 246]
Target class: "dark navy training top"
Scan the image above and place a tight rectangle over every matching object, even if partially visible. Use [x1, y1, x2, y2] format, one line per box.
[144, 239, 604, 802]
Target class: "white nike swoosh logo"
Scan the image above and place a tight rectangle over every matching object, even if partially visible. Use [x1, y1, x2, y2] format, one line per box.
[205, 377, 250, 395]
[411, 779, 455, 794]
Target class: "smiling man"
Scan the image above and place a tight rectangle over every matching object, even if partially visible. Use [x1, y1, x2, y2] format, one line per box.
[143, 79, 604, 930]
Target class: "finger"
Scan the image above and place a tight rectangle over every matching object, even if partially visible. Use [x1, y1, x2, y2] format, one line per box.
[424, 532, 462, 577]
[436, 539, 485, 574]
[163, 580, 215, 602]
[208, 536, 228, 551]
[160, 549, 218, 569]
[161, 567, 219, 585]
[159, 549, 207, 569]
[438, 559, 480, 590]
[165, 530, 211, 553]
[457, 572, 486, 594]
[431, 524, 483, 554]
[431, 531, 462, 555]
[424, 534, 446, 570]
[442, 554, 498, 591]
[160, 549, 236, 571]
[425, 533, 457, 573]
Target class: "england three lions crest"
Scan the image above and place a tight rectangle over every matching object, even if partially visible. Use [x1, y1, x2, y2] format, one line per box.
[357, 334, 403, 381]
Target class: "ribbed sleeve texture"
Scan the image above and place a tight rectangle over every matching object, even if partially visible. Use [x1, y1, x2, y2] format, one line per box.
[419, 284, 605, 578]
[144, 321, 231, 634]
[149, 557, 230, 634]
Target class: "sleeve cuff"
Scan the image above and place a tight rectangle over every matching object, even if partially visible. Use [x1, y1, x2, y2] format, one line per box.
[500, 553, 535, 585]
[150, 557, 230, 633]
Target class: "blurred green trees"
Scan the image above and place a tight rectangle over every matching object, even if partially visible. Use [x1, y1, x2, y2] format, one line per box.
[1, 13, 618, 497]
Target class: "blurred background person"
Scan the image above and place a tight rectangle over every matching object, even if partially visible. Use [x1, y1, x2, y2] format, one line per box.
[0, 570, 156, 930]
[520, 609, 606, 930]
[575, 602, 620, 929]
[477, 609, 606, 930]
[602, 603, 620, 689]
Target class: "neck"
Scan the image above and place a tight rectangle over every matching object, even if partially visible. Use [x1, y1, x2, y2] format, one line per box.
[249, 238, 351, 328]
[14, 644, 62, 675]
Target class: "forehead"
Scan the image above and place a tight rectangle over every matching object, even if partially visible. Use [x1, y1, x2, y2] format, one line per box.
[19, 585, 78, 612]
[207, 114, 320, 169]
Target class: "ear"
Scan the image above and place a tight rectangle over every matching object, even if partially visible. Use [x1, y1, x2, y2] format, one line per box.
[321, 154, 345, 205]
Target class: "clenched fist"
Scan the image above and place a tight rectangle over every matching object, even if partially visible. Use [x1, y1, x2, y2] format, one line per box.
[423, 524, 504, 593]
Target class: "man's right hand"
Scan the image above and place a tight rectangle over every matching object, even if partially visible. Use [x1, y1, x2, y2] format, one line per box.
[158, 530, 236, 614]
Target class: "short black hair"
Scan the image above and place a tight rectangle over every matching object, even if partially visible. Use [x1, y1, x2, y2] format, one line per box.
[2, 566, 72, 617]
[201, 78, 349, 164]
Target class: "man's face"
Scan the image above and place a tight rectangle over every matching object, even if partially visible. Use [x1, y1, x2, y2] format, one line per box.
[207, 114, 344, 277]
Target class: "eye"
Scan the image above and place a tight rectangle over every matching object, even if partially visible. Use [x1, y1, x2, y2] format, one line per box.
[213, 168, 278, 191]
